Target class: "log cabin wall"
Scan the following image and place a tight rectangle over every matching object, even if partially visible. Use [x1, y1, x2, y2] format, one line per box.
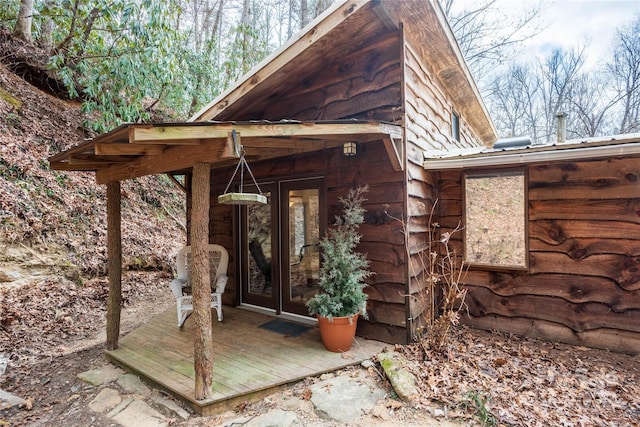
[186, 27, 412, 343]
[439, 155, 640, 354]
[214, 142, 408, 343]
[211, 24, 403, 122]
[402, 35, 486, 339]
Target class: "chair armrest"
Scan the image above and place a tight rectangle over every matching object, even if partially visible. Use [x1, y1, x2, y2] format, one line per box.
[170, 278, 186, 298]
[215, 275, 228, 294]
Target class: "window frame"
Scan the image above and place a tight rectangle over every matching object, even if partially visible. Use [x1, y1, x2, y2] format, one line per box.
[451, 110, 461, 142]
[462, 167, 529, 271]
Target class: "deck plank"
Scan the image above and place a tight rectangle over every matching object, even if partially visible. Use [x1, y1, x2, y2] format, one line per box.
[106, 306, 386, 414]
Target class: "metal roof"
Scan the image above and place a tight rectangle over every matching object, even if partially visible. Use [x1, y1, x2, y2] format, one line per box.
[423, 133, 640, 170]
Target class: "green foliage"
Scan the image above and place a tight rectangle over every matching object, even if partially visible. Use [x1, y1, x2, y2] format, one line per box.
[306, 185, 371, 320]
[0, 1, 20, 28]
[39, 0, 181, 132]
[461, 391, 498, 427]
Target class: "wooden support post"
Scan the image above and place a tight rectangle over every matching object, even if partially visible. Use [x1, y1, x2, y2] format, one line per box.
[192, 162, 213, 400]
[106, 181, 122, 350]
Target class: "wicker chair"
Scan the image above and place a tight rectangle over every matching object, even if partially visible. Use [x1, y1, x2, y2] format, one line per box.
[169, 244, 229, 327]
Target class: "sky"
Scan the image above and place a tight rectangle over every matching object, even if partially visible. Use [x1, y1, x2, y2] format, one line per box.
[516, 0, 640, 67]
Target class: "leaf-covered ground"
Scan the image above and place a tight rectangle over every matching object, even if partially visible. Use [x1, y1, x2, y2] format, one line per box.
[2, 275, 639, 426]
[397, 327, 640, 426]
[0, 41, 186, 277]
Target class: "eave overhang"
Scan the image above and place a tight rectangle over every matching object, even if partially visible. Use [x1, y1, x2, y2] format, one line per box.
[49, 120, 403, 184]
[423, 134, 640, 170]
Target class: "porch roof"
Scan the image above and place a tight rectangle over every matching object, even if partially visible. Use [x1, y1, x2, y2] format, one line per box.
[48, 119, 403, 183]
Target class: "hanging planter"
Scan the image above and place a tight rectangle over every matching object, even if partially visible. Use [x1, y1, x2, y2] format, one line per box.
[218, 130, 267, 206]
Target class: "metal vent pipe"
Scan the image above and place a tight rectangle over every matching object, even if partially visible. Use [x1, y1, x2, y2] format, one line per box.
[557, 112, 567, 143]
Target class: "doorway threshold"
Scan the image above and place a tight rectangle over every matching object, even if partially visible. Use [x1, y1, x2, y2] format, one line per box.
[239, 304, 317, 326]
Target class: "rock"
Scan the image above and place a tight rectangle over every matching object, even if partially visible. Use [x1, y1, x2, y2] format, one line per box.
[0, 388, 27, 410]
[245, 409, 298, 427]
[88, 387, 121, 413]
[310, 370, 385, 423]
[109, 399, 168, 427]
[77, 365, 124, 386]
[107, 397, 134, 417]
[361, 359, 375, 369]
[117, 373, 151, 396]
[150, 395, 190, 420]
[0, 353, 7, 376]
[280, 396, 304, 411]
[0, 269, 20, 282]
[377, 352, 419, 401]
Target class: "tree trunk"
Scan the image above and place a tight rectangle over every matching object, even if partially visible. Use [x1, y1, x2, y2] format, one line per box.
[106, 181, 122, 350]
[14, 0, 34, 43]
[192, 162, 213, 400]
[40, 11, 54, 54]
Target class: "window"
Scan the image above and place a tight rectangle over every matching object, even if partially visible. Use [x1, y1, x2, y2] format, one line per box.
[463, 170, 527, 268]
[452, 111, 460, 142]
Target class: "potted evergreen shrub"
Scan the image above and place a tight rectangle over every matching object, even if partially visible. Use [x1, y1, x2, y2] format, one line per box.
[306, 185, 372, 352]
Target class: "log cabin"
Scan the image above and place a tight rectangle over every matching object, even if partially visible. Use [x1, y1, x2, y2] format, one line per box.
[49, 0, 639, 398]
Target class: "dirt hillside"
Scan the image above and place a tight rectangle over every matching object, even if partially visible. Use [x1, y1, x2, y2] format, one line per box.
[0, 35, 186, 395]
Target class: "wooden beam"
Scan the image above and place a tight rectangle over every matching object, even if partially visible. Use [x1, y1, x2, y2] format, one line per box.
[191, 0, 371, 121]
[95, 143, 165, 156]
[241, 137, 345, 150]
[95, 138, 236, 184]
[192, 162, 213, 400]
[129, 122, 403, 143]
[49, 161, 110, 171]
[69, 156, 132, 164]
[106, 181, 122, 350]
[382, 137, 404, 171]
[372, 0, 399, 30]
[167, 174, 186, 193]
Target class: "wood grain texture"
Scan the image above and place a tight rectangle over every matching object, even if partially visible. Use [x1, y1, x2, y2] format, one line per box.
[106, 307, 387, 415]
[192, 162, 213, 399]
[447, 155, 640, 354]
[106, 181, 122, 350]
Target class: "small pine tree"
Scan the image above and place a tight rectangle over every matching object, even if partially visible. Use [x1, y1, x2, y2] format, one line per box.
[306, 185, 372, 320]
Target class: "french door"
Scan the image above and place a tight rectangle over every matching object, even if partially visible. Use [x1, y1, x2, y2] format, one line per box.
[240, 178, 326, 316]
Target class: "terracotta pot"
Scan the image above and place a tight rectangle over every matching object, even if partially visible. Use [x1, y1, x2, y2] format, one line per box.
[317, 314, 359, 352]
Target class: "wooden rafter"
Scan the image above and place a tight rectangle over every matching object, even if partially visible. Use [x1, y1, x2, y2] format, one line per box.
[95, 137, 236, 184]
[129, 122, 402, 143]
[190, 0, 371, 122]
[49, 120, 404, 180]
[95, 143, 165, 156]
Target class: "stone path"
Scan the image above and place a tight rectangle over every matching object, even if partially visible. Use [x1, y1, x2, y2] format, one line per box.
[77, 365, 189, 427]
[68, 354, 454, 427]
[77, 360, 393, 427]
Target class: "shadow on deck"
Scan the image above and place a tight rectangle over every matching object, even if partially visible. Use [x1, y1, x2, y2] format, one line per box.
[105, 306, 387, 415]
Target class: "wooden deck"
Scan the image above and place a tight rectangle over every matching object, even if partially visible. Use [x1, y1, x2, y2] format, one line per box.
[105, 306, 387, 415]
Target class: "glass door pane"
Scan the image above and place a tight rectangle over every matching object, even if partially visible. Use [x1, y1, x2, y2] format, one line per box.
[282, 180, 324, 315]
[242, 184, 277, 309]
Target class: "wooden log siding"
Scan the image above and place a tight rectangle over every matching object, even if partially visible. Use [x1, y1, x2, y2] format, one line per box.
[262, 32, 403, 122]
[402, 36, 486, 340]
[204, 141, 409, 344]
[446, 156, 640, 354]
[213, 30, 403, 123]
[403, 40, 484, 156]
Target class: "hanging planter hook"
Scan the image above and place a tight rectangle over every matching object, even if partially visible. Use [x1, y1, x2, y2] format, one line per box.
[218, 131, 267, 206]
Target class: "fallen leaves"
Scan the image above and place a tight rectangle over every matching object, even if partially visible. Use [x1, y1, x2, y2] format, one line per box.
[398, 327, 640, 426]
[0, 272, 172, 380]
